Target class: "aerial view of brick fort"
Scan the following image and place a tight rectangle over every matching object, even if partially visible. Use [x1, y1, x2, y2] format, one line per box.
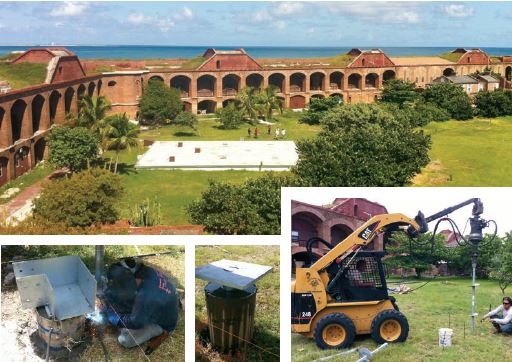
[0, 46, 511, 186]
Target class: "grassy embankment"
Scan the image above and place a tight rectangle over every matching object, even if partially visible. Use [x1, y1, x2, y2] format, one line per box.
[0, 163, 53, 205]
[413, 116, 512, 186]
[1, 245, 185, 361]
[292, 277, 512, 362]
[195, 245, 280, 362]
[0, 62, 47, 90]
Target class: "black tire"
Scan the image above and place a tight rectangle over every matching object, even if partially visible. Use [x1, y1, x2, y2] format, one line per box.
[313, 313, 356, 350]
[371, 309, 409, 344]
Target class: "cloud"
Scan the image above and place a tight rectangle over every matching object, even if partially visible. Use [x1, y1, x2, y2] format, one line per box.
[322, 2, 421, 24]
[273, 2, 304, 15]
[275, 20, 286, 30]
[441, 4, 474, 18]
[50, 2, 88, 17]
[181, 7, 194, 20]
[157, 18, 175, 32]
[127, 13, 153, 25]
[253, 9, 273, 23]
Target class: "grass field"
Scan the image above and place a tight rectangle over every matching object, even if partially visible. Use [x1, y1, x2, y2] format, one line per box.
[195, 246, 280, 361]
[0, 62, 47, 90]
[0, 163, 53, 204]
[1, 245, 185, 361]
[140, 111, 320, 142]
[291, 277, 512, 362]
[414, 116, 512, 186]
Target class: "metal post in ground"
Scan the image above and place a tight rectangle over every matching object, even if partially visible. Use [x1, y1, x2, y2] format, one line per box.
[95, 246, 105, 291]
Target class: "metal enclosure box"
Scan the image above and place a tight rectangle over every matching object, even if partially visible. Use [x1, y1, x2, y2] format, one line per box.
[13, 255, 96, 320]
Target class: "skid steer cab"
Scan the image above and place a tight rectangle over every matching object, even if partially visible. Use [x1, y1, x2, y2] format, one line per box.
[291, 213, 419, 350]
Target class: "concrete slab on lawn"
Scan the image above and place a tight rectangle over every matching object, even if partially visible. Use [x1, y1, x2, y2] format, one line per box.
[135, 141, 298, 171]
[195, 259, 273, 290]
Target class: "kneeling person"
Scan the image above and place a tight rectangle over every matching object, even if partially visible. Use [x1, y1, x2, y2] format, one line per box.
[480, 296, 512, 334]
[102, 258, 180, 352]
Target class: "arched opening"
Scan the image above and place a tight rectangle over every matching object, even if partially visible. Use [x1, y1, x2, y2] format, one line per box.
[383, 70, 396, 82]
[222, 74, 240, 96]
[0, 157, 8, 186]
[87, 82, 96, 97]
[31, 95, 45, 133]
[291, 211, 322, 247]
[506, 66, 512, 82]
[14, 146, 30, 177]
[149, 75, 164, 83]
[11, 99, 27, 142]
[170, 75, 191, 98]
[310, 72, 325, 91]
[289, 95, 306, 109]
[197, 75, 216, 97]
[330, 93, 343, 103]
[290, 73, 306, 92]
[64, 87, 75, 114]
[329, 71, 344, 90]
[443, 68, 456, 77]
[49, 90, 61, 125]
[348, 74, 362, 89]
[246, 73, 263, 89]
[268, 73, 285, 93]
[77, 84, 86, 100]
[107, 80, 117, 87]
[222, 99, 236, 108]
[330, 224, 354, 246]
[197, 100, 217, 114]
[182, 101, 192, 112]
[34, 138, 46, 163]
[97, 80, 102, 96]
[365, 73, 379, 88]
[311, 94, 324, 99]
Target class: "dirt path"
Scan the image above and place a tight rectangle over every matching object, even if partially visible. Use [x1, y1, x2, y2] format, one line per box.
[0, 181, 43, 224]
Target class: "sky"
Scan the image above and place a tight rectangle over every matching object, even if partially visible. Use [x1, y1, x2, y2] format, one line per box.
[0, 1, 511, 47]
[283, 187, 512, 236]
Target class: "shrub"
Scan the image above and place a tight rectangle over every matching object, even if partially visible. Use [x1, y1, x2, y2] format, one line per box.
[138, 79, 183, 125]
[379, 79, 420, 105]
[293, 104, 431, 186]
[475, 90, 512, 118]
[422, 83, 473, 120]
[299, 96, 342, 125]
[216, 102, 245, 129]
[173, 111, 198, 130]
[32, 168, 123, 227]
[48, 126, 99, 172]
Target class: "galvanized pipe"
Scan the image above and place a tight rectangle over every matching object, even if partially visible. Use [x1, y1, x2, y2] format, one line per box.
[95, 246, 105, 291]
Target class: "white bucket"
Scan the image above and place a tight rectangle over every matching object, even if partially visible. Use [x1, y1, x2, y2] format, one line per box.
[438, 328, 453, 347]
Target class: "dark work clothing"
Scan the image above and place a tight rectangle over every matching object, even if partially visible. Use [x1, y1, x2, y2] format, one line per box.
[117, 266, 179, 332]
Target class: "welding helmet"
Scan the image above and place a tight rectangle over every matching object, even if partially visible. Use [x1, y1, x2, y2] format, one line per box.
[105, 263, 138, 311]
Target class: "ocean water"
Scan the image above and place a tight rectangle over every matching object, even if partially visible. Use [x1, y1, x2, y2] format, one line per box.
[1, 45, 511, 59]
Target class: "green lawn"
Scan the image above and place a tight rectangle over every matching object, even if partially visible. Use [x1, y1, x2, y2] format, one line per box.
[0, 163, 53, 205]
[140, 111, 320, 142]
[414, 116, 512, 186]
[196, 246, 280, 361]
[292, 277, 512, 362]
[0, 62, 47, 90]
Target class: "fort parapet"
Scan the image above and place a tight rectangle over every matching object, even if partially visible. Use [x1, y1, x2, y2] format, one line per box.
[1, 47, 511, 186]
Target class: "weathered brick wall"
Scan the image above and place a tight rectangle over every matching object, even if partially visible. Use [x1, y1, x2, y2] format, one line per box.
[50, 57, 86, 83]
[12, 49, 54, 63]
[349, 52, 395, 68]
[198, 54, 262, 71]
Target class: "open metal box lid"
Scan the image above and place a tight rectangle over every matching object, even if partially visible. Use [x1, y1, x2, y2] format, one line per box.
[195, 259, 272, 290]
[13, 255, 96, 320]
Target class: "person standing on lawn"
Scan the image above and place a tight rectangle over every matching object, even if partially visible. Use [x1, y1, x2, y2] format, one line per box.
[481, 296, 512, 334]
[254, 127, 259, 139]
[247, 128, 251, 138]
[275, 128, 280, 140]
[281, 128, 286, 139]
[267, 124, 272, 135]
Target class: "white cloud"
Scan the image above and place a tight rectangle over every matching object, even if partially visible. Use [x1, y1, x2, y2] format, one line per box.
[442, 4, 474, 18]
[323, 2, 421, 24]
[273, 2, 304, 15]
[307, 27, 315, 34]
[253, 9, 273, 23]
[127, 13, 153, 25]
[157, 18, 175, 32]
[181, 7, 194, 20]
[50, 2, 88, 17]
[275, 20, 286, 30]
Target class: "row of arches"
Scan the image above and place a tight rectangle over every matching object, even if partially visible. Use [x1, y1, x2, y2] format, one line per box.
[148, 70, 397, 98]
[0, 80, 102, 146]
[0, 138, 46, 186]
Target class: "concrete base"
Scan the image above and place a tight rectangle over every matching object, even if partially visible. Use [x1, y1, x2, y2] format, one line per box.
[135, 141, 298, 171]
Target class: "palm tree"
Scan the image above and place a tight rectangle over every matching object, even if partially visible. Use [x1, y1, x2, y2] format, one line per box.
[236, 86, 259, 121]
[77, 95, 112, 129]
[256, 86, 283, 121]
[101, 113, 141, 174]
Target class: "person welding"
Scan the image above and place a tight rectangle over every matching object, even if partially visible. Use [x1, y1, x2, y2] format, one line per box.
[100, 257, 180, 354]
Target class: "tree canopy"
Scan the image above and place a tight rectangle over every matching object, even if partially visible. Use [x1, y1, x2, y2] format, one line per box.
[48, 126, 99, 172]
[422, 83, 473, 120]
[293, 104, 431, 186]
[138, 79, 183, 125]
[379, 79, 420, 106]
[299, 96, 342, 125]
[475, 90, 512, 118]
[32, 168, 123, 227]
